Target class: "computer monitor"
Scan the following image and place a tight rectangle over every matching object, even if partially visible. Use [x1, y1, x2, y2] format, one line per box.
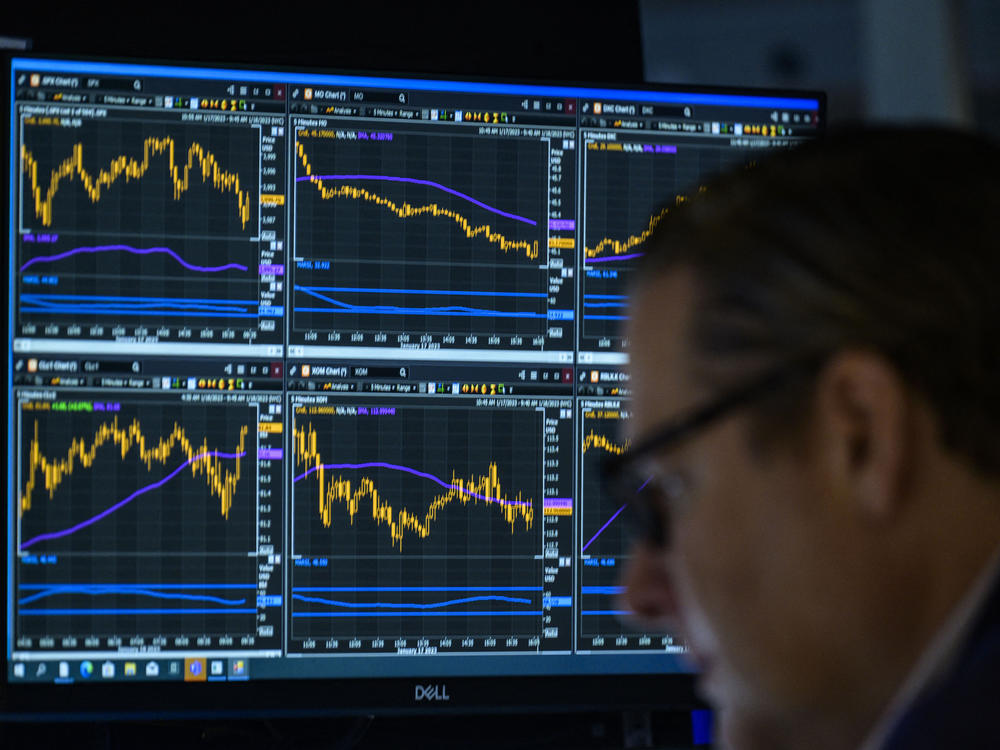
[3, 54, 824, 718]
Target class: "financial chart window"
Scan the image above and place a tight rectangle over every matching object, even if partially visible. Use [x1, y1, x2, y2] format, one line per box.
[5, 58, 822, 694]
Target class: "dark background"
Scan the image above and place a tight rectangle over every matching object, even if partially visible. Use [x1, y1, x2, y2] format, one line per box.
[2, 1, 997, 747]
[5, 1, 998, 131]
[0, 4, 645, 85]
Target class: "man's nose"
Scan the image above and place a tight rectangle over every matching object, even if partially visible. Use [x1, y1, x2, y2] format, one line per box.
[620, 542, 681, 632]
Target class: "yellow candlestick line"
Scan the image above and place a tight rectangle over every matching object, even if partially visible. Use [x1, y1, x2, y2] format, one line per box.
[583, 197, 688, 260]
[297, 143, 538, 260]
[295, 422, 534, 550]
[581, 430, 629, 456]
[20, 137, 252, 228]
[19, 417, 248, 520]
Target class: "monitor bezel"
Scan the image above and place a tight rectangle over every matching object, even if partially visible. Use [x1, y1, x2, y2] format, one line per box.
[3, 51, 824, 720]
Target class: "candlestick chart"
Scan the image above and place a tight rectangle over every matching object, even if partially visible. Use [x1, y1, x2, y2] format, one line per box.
[289, 401, 545, 646]
[19, 117, 258, 237]
[291, 126, 553, 346]
[579, 137, 753, 351]
[14, 396, 261, 645]
[16, 116, 269, 336]
[579, 406, 633, 561]
[577, 401, 674, 652]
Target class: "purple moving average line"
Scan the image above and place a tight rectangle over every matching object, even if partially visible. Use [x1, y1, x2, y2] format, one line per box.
[294, 461, 532, 508]
[296, 174, 537, 227]
[581, 477, 654, 552]
[585, 252, 645, 264]
[19, 449, 246, 550]
[19, 244, 249, 273]
[582, 503, 628, 553]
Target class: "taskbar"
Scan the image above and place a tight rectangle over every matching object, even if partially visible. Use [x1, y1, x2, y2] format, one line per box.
[8, 653, 262, 683]
[7, 648, 687, 686]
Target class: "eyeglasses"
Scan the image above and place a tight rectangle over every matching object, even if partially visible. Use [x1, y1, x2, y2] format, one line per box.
[601, 356, 825, 549]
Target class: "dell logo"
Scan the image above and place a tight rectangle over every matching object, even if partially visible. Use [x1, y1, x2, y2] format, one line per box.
[414, 683, 450, 702]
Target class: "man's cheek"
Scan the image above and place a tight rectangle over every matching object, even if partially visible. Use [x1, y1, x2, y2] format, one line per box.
[668, 553, 723, 662]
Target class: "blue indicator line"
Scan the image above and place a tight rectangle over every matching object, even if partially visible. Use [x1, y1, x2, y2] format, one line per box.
[583, 294, 628, 300]
[293, 586, 543, 592]
[19, 583, 257, 589]
[299, 286, 547, 299]
[297, 307, 546, 319]
[21, 293, 257, 305]
[584, 314, 629, 321]
[20, 294, 260, 318]
[293, 593, 532, 609]
[20, 293, 257, 305]
[582, 610, 633, 616]
[23, 301, 250, 312]
[18, 608, 257, 615]
[583, 302, 627, 309]
[22, 309, 261, 319]
[19, 586, 247, 607]
[295, 284, 547, 319]
[292, 611, 543, 618]
[295, 286, 545, 319]
[581, 586, 625, 595]
[23, 300, 250, 311]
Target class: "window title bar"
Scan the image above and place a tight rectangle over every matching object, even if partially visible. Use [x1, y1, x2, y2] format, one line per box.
[11, 57, 822, 111]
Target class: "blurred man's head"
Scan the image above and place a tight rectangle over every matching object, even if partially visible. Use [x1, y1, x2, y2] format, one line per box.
[621, 129, 1000, 750]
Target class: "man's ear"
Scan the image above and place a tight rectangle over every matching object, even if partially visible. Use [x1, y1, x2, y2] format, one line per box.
[812, 351, 912, 519]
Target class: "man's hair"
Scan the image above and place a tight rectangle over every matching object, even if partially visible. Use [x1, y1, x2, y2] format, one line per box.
[638, 127, 1000, 474]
